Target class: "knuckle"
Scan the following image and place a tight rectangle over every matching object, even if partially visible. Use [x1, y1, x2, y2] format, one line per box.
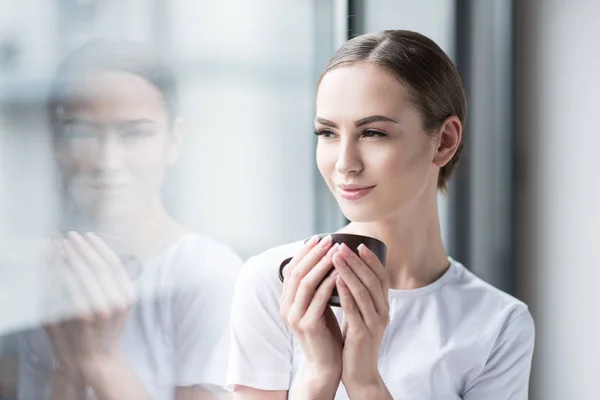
[290, 268, 303, 282]
[285, 310, 301, 330]
[297, 319, 319, 335]
[352, 329, 368, 343]
[345, 300, 357, 313]
[298, 277, 315, 293]
[279, 306, 291, 323]
[357, 288, 370, 302]
[382, 313, 390, 326]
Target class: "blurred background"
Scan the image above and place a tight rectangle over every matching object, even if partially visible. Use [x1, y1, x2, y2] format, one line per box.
[0, 0, 598, 399]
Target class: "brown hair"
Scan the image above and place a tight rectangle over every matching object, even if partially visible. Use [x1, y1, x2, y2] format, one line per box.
[318, 30, 467, 191]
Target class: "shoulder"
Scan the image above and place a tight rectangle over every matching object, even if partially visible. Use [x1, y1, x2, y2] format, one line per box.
[243, 240, 305, 275]
[447, 259, 535, 347]
[234, 239, 305, 298]
[141, 233, 244, 298]
[449, 259, 529, 314]
[165, 233, 243, 276]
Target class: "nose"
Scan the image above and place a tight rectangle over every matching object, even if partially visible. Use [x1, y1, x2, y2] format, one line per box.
[92, 131, 125, 173]
[335, 138, 363, 176]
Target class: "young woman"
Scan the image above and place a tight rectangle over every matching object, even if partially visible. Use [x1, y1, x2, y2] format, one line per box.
[17, 40, 242, 400]
[227, 30, 535, 399]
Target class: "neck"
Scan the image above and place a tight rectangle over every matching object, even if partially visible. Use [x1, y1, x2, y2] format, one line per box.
[342, 191, 450, 290]
[67, 198, 186, 260]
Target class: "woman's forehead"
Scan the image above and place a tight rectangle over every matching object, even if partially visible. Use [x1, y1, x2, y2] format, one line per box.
[316, 64, 414, 124]
[316, 63, 409, 114]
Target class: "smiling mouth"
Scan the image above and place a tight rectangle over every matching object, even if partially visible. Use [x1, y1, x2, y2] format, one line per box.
[337, 185, 376, 200]
[88, 183, 129, 191]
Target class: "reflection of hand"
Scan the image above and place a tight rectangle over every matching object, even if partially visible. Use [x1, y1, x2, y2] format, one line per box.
[279, 235, 343, 397]
[332, 244, 393, 399]
[44, 231, 135, 387]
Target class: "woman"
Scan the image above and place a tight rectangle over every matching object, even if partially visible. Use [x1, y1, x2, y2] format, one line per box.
[18, 40, 242, 399]
[227, 30, 535, 399]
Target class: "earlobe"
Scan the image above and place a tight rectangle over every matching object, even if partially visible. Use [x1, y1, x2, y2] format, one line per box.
[433, 116, 462, 168]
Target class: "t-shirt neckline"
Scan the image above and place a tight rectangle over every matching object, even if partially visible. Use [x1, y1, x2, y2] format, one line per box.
[386, 257, 457, 298]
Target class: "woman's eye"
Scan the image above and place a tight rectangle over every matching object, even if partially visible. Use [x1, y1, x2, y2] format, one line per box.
[314, 129, 336, 139]
[121, 128, 154, 139]
[61, 125, 97, 140]
[362, 129, 387, 138]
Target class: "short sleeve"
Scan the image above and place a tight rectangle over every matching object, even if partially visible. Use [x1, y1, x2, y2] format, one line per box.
[226, 253, 294, 391]
[172, 241, 243, 389]
[463, 309, 535, 400]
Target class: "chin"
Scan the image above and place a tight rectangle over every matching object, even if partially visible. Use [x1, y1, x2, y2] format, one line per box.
[338, 203, 386, 223]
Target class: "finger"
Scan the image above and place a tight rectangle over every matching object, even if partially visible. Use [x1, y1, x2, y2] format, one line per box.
[284, 235, 321, 277]
[62, 237, 110, 316]
[358, 244, 390, 295]
[60, 256, 94, 320]
[339, 243, 388, 315]
[303, 270, 339, 321]
[332, 252, 377, 326]
[85, 233, 134, 301]
[281, 235, 320, 301]
[281, 235, 334, 310]
[67, 232, 126, 309]
[336, 276, 365, 331]
[74, 232, 133, 310]
[44, 322, 74, 363]
[283, 243, 339, 319]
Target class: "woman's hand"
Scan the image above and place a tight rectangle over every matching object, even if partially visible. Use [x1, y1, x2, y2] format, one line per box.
[44, 231, 135, 387]
[332, 243, 393, 399]
[279, 235, 343, 397]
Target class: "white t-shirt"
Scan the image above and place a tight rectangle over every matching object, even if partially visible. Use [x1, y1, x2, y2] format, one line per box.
[227, 240, 535, 399]
[18, 233, 243, 400]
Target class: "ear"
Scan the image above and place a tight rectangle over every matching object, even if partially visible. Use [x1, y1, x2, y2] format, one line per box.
[433, 116, 462, 168]
[165, 117, 184, 165]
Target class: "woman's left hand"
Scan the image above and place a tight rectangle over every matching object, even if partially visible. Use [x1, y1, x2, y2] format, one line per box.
[45, 231, 135, 386]
[332, 243, 393, 399]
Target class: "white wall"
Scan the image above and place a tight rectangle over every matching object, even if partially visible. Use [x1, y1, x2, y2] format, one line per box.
[167, 0, 317, 259]
[515, 1, 600, 399]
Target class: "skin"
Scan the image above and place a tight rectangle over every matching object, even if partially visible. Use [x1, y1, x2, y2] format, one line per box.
[44, 70, 220, 399]
[234, 62, 462, 399]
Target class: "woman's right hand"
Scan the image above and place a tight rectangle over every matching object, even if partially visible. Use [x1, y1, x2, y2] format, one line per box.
[279, 235, 342, 396]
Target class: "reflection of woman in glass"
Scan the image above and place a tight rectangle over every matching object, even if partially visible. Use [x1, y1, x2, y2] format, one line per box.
[228, 30, 534, 399]
[18, 40, 242, 399]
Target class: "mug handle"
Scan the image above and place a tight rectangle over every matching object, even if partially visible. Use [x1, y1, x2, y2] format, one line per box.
[278, 257, 293, 282]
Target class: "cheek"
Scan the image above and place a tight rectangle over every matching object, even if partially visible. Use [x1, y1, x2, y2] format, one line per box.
[55, 144, 92, 177]
[375, 141, 433, 185]
[316, 142, 335, 181]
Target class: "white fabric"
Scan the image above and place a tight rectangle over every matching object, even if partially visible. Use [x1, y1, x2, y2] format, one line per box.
[18, 233, 243, 400]
[227, 240, 535, 399]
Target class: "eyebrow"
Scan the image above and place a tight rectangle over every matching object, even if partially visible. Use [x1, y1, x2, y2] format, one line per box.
[116, 119, 156, 128]
[61, 118, 100, 128]
[315, 115, 399, 128]
[61, 118, 155, 128]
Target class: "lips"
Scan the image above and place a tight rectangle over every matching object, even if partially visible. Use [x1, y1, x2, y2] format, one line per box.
[337, 184, 376, 200]
[88, 182, 129, 191]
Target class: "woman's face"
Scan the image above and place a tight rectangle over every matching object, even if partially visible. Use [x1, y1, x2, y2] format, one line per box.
[53, 70, 181, 222]
[315, 63, 442, 223]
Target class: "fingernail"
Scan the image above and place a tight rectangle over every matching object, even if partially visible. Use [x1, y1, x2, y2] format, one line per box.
[333, 254, 346, 268]
[326, 243, 339, 255]
[320, 235, 333, 247]
[340, 243, 354, 256]
[305, 235, 319, 246]
[358, 243, 366, 252]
